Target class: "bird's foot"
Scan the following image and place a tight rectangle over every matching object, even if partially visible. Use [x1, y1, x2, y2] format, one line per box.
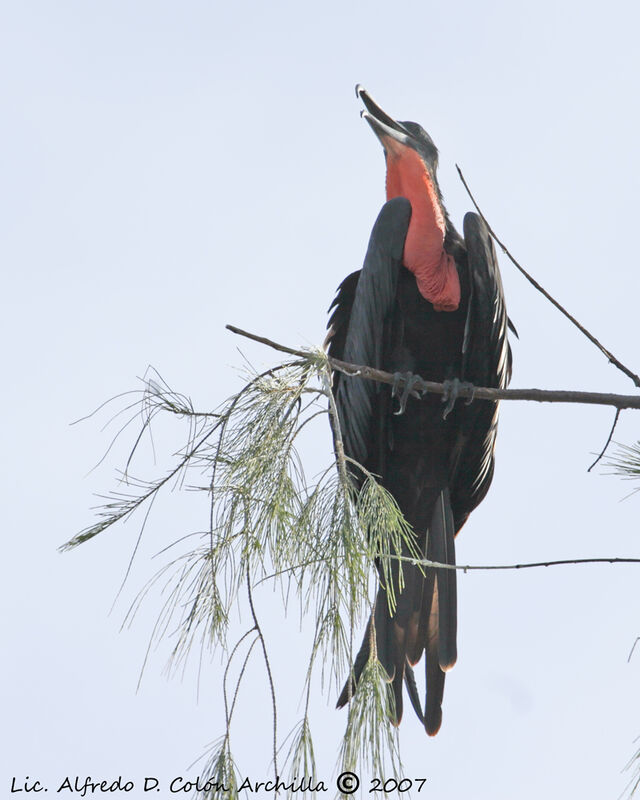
[441, 378, 476, 419]
[392, 371, 425, 415]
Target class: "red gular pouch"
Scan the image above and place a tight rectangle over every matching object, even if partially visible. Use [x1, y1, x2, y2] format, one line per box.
[384, 141, 460, 312]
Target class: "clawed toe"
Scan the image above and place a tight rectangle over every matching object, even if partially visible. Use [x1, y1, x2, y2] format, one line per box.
[441, 379, 475, 419]
[392, 372, 424, 415]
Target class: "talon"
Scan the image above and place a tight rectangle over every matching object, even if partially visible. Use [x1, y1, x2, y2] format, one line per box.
[442, 379, 475, 419]
[464, 385, 476, 406]
[441, 378, 459, 420]
[392, 371, 424, 415]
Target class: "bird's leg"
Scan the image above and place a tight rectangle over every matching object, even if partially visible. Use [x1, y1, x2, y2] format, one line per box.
[392, 371, 425, 415]
[441, 378, 476, 419]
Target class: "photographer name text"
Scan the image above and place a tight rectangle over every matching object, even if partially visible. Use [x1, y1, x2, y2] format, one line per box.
[10, 773, 428, 795]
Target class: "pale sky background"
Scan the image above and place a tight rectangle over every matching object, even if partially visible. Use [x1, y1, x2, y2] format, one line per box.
[3, 1, 640, 798]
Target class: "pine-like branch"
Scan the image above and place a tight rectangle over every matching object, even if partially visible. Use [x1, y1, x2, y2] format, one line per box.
[66, 343, 640, 798]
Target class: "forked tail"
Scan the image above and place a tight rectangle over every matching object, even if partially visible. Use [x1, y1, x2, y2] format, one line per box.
[337, 488, 457, 735]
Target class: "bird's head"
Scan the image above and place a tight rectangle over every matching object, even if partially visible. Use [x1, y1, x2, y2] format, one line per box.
[357, 85, 438, 168]
[356, 85, 442, 205]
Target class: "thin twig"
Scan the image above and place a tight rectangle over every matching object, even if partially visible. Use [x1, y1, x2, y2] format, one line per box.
[226, 325, 640, 411]
[223, 630, 259, 725]
[256, 553, 640, 580]
[226, 325, 306, 359]
[246, 568, 279, 793]
[394, 554, 640, 572]
[455, 165, 640, 389]
[588, 409, 622, 472]
[319, 365, 358, 707]
[110, 491, 158, 614]
[320, 366, 350, 488]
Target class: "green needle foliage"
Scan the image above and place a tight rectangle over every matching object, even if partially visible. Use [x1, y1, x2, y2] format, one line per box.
[64, 353, 418, 797]
[606, 442, 640, 798]
[607, 441, 640, 495]
[340, 657, 403, 779]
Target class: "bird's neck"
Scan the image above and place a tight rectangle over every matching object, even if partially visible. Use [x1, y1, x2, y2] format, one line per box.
[386, 152, 460, 312]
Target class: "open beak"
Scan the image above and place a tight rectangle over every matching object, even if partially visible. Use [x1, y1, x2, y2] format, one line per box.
[356, 84, 414, 151]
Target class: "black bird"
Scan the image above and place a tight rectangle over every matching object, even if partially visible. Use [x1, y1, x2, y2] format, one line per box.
[327, 86, 512, 735]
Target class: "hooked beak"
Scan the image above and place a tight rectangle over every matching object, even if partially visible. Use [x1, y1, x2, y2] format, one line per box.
[355, 84, 414, 152]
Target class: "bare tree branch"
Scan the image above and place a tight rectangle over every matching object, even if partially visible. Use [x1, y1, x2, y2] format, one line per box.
[226, 325, 640, 411]
[455, 165, 640, 389]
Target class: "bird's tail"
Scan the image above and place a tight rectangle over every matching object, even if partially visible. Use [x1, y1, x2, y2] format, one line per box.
[336, 487, 457, 736]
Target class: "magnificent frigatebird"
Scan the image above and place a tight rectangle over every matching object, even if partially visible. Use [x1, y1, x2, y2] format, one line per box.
[327, 86, 512, 735]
